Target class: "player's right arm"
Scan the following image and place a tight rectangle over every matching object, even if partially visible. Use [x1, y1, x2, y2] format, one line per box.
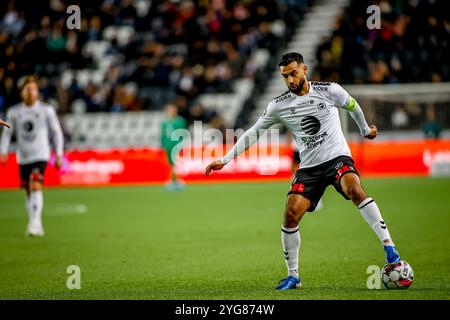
[0, 119, 10, 128]
[1, 111, 14, 166]
[205, 103, 279, 176]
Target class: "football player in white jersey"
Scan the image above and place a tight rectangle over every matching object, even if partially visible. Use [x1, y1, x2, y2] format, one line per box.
[1, 76, 64, 237]
[205, 52, 401, 290]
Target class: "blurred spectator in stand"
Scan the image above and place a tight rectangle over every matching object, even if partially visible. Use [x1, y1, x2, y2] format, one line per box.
[190, 102, 218, 124]
[391, 106, 410, 129]
[46, 21, 66, 65]
[208, 115, 227, 143]
[0, 0, 304, 117]
[315, 0, 450, 84]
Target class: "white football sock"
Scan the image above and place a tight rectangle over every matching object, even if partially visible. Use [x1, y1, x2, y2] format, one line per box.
[29, 191, 43, 226]
[358, 197, 394, 247]
[281, 225, 300, 277]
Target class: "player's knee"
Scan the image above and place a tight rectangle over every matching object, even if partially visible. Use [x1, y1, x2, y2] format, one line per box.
[345, 184, 366, 204]
[30, 181, 42, 191]
[29, 178, 42, 191]
[284, 199, 307, 227]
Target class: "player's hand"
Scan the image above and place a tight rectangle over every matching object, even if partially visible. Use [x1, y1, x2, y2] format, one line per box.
[364, 125, 378, 140]
[55, 156, 63, 169]
[205, 159, 226, 176]
[0, 119, 10, 128]
[1, 154, 7, 167]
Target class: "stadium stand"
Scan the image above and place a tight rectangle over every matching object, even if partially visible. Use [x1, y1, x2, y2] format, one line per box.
[0, 0, 448, 148]
[0, 0, 311, 149]
[313, 0, 449, 84]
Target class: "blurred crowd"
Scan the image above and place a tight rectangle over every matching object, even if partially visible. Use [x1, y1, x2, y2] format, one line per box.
[313, 0, 450, 84]
[0, 0, 306, 129]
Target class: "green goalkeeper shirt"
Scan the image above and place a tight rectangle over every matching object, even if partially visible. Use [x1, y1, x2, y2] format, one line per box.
[161, 116, 187, 152]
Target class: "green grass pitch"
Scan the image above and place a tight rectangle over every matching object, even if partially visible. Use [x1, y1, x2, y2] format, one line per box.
[0, 177, 449, 300]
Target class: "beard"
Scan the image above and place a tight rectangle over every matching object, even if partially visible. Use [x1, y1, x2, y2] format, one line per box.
[288, 77, 305, 94]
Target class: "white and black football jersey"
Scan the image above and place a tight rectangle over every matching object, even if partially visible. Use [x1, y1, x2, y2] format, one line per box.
[223, 81, 359, 168]
[1, 101, 64, 165]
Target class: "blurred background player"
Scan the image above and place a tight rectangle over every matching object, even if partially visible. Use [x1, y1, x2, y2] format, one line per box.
[422, 105, 443, 139]
[161, 103, 187, 191]
[1, 76, 64, 237]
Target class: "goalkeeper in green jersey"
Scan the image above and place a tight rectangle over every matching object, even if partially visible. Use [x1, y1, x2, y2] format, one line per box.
[161, 103, 187, 191]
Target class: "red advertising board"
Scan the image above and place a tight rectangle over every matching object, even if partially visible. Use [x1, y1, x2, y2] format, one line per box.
[0, 140, 449, 189]
[350, 139, 450, 177]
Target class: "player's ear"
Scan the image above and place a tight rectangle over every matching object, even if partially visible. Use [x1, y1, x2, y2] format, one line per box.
[303, 64, 307, 74]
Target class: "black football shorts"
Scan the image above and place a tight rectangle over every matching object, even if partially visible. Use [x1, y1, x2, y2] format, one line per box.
[288, 155, 359, 211]
[19, 161, 47, 188]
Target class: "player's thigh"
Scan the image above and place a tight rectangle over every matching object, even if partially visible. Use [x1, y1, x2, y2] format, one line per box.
[288, 168, 326, 212]
[19, 164, 32, 190]
[329, 156, 364, 200]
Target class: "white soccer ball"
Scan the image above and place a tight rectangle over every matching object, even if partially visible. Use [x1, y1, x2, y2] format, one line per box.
[381, 260, 414, 289]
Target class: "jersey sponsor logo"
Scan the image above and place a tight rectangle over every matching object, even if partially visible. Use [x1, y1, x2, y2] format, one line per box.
[290, 107, 296, 114]
[335, 162, 343, 170]
[313, 86, 328, 92]
[23, 121, 34, 132]
[275, 93, 291, 103]
[309, 99, 315, 104]
[21, 120, 37, 142]
[317, 102, 326, 110]
[301, 131, 328, 149]
[300, 116, 321, 135]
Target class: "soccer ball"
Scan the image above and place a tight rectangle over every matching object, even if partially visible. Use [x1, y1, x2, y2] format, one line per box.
[381, 260, 414, 289]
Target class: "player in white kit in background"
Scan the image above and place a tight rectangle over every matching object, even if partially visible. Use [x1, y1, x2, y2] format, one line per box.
[206, 52, 401, 290]
[1, 76, 64, 237]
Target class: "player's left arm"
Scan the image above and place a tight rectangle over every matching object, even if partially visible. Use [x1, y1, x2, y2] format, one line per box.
[47, 107, 64, 168]
[330, 83, 377, 140]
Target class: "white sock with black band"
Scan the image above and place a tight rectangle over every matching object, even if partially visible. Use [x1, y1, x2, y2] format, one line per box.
[281, 225, 300, 277]
[358, 197, 394, 247]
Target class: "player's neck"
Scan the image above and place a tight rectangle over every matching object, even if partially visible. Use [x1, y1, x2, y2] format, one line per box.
[295, 79, 310, 97]
[23, 99, 38, 107]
